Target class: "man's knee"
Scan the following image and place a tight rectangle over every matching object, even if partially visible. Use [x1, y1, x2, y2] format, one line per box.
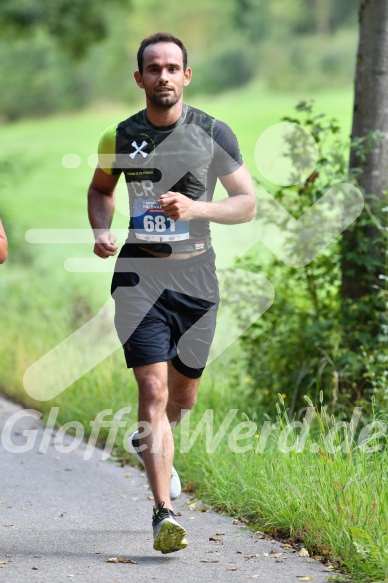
[169, 391, 197, 414]
[137, 374, 168, 410]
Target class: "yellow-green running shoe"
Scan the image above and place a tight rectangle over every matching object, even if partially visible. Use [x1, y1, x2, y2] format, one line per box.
[152, 502, 188, 554]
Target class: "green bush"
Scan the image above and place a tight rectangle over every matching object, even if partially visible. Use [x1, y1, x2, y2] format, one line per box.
[0, 32, 83, 121]
[192, 44, 256, 95]
[0, 8, 135, 121]
[261, 29, 357, 91]
[226, 102, 388, 417]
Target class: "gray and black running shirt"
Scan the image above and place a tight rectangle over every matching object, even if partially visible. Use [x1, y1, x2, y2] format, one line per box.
[98, 103, 243, 254]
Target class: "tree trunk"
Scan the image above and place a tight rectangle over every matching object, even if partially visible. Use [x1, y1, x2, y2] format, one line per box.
[341, 0, 388, 303]
[316, 0, 331, 35]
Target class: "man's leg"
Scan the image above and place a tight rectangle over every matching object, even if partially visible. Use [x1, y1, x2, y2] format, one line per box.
[133, 361, 201, 508]
[166, 362, 201, 425]
[133, 362, 172, 508]
[132, 358, 203, 555]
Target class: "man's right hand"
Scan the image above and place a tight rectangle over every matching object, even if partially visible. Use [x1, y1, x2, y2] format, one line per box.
[93, 231, 118, 258]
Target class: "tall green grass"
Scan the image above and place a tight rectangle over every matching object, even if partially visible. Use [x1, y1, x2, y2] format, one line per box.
[171, 392, 388, 582]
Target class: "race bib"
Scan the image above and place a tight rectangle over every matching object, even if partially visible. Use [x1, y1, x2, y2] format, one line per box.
[132, 199, 190, 242]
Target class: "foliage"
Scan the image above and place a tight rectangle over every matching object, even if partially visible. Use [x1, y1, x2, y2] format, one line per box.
[259, 29, 357, 91]
[226, 101, 388, 416]
[193, 41, 256, 94]
[340, 191, 387, 334]
[0, 154, 35, 264]
[232, 0, 357, 39]
[0, 0, 130, 57]
[0, 0, 358, 120]
[0, 33, 85, 121]
[0, 4, 141, 122]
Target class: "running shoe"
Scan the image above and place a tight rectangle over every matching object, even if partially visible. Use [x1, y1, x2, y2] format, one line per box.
[127, 430, 181, 500]
[152, 501, 188, 554]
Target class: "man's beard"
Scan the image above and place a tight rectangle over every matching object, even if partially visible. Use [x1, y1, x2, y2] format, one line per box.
[148, 88, 182, 108]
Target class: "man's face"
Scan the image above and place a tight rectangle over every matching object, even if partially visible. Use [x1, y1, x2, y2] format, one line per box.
[135, 42, 191, 108]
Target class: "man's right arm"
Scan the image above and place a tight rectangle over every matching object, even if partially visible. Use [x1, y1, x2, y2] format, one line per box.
[0, 220, 8, 264]
[88, 167, 120, 259]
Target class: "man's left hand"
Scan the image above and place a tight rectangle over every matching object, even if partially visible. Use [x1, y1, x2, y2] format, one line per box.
[158, 192, 197, 221]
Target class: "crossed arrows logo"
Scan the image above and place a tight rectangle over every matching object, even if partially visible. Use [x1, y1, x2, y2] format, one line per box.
[23, 122, 364, 401]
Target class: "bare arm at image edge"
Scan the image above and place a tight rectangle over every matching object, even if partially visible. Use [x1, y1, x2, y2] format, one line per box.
[0, 220, 8, 264]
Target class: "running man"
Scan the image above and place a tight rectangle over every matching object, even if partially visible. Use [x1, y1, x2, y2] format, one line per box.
[0, 220, 8, 263]
[88, 32, 255, 554]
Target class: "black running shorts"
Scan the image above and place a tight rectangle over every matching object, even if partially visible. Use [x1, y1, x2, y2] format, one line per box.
[111, 245, 219, 378]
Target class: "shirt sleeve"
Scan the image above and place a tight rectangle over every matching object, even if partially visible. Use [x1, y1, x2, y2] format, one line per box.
[212, 120, 243, 176]
[97, 124, 122, 175]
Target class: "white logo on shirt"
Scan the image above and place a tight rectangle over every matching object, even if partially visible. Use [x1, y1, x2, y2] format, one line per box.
[130, 140, 148, 159]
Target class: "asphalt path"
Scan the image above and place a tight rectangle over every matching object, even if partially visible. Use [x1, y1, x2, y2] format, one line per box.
[0, 396, 338, 583]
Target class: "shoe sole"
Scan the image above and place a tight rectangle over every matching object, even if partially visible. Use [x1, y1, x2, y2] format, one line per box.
[153, 520, 188, 554]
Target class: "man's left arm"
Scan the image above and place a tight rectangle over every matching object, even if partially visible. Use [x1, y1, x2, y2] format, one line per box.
[159, 163, 256, 224]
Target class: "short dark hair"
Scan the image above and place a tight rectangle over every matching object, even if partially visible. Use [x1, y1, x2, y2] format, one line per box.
[137, 32, 188, 74]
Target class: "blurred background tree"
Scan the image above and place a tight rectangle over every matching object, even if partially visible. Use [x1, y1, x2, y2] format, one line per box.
[0, 0, 358, 121]
[0, 0, 130, 57]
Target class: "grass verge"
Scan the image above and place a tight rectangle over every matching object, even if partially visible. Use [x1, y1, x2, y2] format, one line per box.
[171, 392, 388, 582]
